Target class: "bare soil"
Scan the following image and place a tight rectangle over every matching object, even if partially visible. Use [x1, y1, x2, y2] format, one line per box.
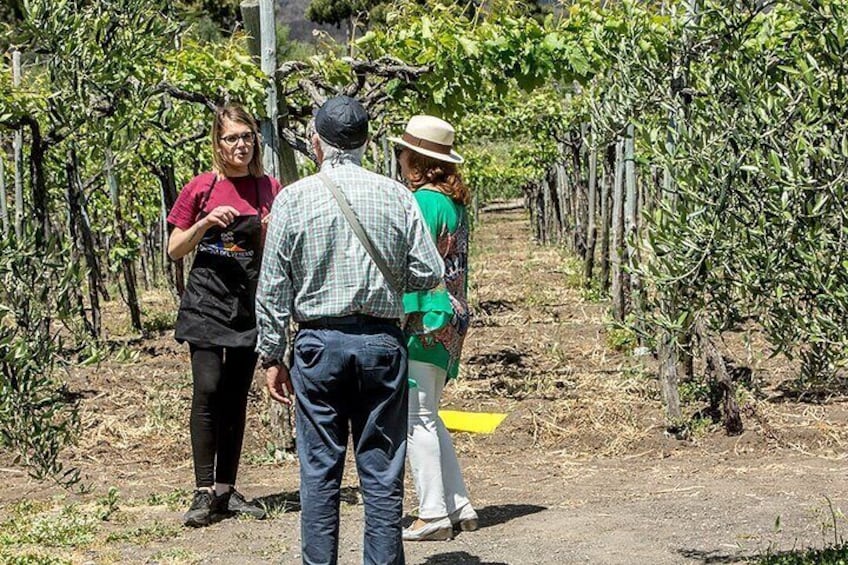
[2, 208, 848, 565]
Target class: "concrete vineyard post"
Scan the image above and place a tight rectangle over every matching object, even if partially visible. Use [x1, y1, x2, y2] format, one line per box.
[0, 155, 8, 237]
[611, 139, 626, 322]
[584, 136, 598, 285]
[12, 50, 23, 240]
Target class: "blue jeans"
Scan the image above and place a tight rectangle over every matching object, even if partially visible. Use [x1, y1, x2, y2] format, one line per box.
[292, 322, 408, 565]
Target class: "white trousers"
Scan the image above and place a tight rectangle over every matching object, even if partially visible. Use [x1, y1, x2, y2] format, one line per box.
[407, 360, 471, 519]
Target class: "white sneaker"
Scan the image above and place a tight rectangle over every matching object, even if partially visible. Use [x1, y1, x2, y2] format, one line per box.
[402, 517, 453, 541]
[448, 504, 479, 532]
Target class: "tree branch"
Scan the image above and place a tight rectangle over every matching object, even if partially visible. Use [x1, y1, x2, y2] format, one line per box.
[153, 82, 219, 112]
[298, 78, 327, 106]
[342, 56, 431, 80]
[343, 71, 368, 98]
[280, 127, 314, 164]
[174, 125, 208, 147]
[277, 60, 310, 79]
[286, 103, 314, 120]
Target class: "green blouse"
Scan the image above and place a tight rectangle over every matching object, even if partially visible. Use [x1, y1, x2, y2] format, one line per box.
[403, 188, 470, 380]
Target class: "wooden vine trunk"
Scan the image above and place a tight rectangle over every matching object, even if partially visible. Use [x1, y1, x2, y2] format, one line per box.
[559, 163, 572, 248]
[106, 150, 143, 333]
[28, 123, 48, 247]
[695, 320, 743, 435]
[153, 162, 185, 297]
[555, 159, 568, 243]
[531, 181, 545, 243]
[658, 327, 682, 423]
[541, 177, 552, 244]
[67, 148, 107, 336]
[573, 126, 589, 259]
[65, 155, 101, 339]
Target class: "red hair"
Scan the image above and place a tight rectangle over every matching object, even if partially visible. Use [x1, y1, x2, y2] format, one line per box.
[404, 151, 470, 205]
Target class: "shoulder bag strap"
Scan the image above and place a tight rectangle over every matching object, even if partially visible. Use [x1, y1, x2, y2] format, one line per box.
[317, 172, 404, 294]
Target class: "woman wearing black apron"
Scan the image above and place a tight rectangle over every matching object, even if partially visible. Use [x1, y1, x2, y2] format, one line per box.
[167, 104, 283, 527]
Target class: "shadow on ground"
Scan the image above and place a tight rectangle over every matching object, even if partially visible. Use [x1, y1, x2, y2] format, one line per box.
[422, 551, 508, 565]
[678, 548, 747, 564]
[256, 485, 361, 514]
[465, 349, 527, 368]
[477, 503, 546, 528]
[402, 503, 545, 531]
[772, 377, 848, 404]
[256, 489, 301, 514]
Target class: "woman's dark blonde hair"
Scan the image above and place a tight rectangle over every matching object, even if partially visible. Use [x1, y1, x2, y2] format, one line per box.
[404, 150, 470, 205]
[211, 103, 264, 178]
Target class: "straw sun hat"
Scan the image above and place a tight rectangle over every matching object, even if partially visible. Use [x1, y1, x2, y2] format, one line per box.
[389, 115, 464, 164]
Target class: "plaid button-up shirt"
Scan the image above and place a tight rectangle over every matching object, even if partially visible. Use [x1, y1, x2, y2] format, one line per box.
[255, 155, 445, 363]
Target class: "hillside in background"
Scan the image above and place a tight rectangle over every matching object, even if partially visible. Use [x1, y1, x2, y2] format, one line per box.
[275, 1, 559, 43]
[277, 0, 344, 42]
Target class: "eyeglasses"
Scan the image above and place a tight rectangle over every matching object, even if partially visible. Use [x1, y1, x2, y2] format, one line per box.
[219, 132, 256, 146]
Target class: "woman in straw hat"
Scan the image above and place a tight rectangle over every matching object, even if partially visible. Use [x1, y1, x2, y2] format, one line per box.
[390, 115, 478, 541]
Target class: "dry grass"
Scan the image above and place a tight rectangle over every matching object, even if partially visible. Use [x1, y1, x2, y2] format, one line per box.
[10, 208, 848, 564]
[457, 209, 848, 460]
[18, 207, 848, 506]
[454, 211, 662, 457]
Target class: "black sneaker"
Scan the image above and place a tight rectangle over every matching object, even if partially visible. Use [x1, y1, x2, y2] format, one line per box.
[227, 489, 267, 520]
[183, 489, 215, 528]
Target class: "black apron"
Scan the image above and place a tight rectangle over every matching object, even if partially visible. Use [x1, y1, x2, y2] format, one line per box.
[175, 175, 263, 348]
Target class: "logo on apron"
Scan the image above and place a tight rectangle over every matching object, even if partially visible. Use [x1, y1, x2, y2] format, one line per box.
[199, 230, 254, 258]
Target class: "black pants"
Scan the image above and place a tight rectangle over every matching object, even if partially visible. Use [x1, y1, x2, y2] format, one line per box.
[189, 345, 258, 488]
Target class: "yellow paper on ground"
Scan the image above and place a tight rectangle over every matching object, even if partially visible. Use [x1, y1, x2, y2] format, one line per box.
[439, 410, 507, 434]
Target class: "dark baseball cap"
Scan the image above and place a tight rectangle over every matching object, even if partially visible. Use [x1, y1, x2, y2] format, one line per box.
[314, 96, 369, 149]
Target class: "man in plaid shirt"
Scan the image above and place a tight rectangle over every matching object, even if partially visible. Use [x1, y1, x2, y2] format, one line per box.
[256, 96, 444, 565]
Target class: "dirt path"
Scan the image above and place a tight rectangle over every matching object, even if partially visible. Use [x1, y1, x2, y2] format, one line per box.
[2, 208, 848, 564]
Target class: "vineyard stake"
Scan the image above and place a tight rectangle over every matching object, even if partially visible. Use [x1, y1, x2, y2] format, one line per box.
[12, 50, 23, 240]
[584, 135, 598, 285]
[599, 146, 612, 293]
[611, 138, 626, 321]
[259, 0, 280, 180]
[624, 123, 641, 318]
[0, 154, 8, 237]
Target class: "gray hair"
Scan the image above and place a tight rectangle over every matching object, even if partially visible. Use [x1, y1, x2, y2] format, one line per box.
[318, 136, 367, 165]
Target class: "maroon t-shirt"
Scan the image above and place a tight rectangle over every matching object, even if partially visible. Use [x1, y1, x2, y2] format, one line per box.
[167, 172, 283, 230]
